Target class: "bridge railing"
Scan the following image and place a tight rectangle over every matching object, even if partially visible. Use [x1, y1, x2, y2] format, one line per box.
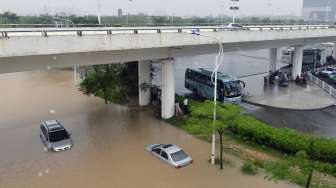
[0, 25, 335, 38]
[309, 73, 336, 99]
[0, 22, 333, 28]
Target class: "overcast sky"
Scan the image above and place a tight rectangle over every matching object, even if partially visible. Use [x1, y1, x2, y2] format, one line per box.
[0, 0, 303, 17]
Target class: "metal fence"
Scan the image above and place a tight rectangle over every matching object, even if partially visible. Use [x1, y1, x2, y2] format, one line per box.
[309, 73, 336, 99]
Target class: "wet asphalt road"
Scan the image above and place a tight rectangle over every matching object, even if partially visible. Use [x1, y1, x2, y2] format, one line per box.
[169, 51, 336, 139]
[242, 103, 336, 138]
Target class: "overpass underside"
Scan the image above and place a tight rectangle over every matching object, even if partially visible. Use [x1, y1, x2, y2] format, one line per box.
[2, 26, 336, 118]
[1, 37, 336, 74]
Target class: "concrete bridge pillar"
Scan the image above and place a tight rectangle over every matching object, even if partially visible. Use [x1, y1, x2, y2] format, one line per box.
[138, 61, 151, 106]
[161, 58, 175, 119]
[269, 48, 278, 72]
[73, 66, 77, 85]
[333, 43, 336, 59]
[292, 46, 304, 79]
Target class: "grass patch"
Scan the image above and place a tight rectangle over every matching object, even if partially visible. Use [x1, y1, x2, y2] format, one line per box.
[166, 99, 336, 188]
[241, 161, 258, 175]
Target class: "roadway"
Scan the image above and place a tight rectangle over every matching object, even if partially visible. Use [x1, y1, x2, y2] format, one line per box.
[243, 103, 336, 138]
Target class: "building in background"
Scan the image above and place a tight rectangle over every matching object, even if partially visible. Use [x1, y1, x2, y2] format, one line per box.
[118, 9, 123, 17]
[302, 0, 336, 22]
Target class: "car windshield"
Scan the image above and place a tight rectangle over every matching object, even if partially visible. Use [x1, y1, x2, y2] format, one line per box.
[49, 130, 69, 142]
[327, 68, 335, 71]
[170, 150, 188, 162]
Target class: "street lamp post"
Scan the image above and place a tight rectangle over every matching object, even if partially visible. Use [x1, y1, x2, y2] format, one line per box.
[126, 0, 134, 27]
[191, 29, 224, 165]
[97, 0, 102, 25]
[230, 0, 239, 23]
[325, 1, 330, 24]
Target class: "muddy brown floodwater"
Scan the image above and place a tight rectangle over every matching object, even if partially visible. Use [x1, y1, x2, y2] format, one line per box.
[0, 70, 299, 188]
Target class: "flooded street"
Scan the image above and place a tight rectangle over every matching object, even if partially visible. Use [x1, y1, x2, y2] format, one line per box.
[0, 70, 298, 188]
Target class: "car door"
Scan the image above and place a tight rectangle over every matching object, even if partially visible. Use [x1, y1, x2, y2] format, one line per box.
[152, 148, 161, 158]
[160, 151, 170, 164]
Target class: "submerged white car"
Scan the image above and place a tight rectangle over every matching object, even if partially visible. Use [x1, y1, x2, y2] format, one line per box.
[146, 144, 193, 169]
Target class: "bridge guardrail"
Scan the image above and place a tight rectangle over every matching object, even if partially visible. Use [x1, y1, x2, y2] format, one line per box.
[0, 25, 335, 38]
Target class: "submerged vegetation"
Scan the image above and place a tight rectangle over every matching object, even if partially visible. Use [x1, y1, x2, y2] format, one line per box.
[168, 99, 336, 188]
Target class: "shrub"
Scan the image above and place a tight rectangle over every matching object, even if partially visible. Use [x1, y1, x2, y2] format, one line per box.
[229, 116, 336, 163]
[241, 162, 258, 175]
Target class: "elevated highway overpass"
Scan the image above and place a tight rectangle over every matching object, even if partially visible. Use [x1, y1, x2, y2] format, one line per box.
[1, 25, 336, 72]
[1, 25, 336, 118]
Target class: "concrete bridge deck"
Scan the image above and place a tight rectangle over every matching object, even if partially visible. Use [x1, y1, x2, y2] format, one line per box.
[2, 25, 336, 118]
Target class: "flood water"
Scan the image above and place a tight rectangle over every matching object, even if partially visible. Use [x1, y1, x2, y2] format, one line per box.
[0, 70, 299, 187]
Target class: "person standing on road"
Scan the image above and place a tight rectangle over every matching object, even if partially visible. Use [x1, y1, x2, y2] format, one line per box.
[175, 101, 183, 117]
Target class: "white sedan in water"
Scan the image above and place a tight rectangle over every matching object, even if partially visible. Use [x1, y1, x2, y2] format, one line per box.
[146, 144, 193, 169]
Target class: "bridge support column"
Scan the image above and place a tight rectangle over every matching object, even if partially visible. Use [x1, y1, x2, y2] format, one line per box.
[161, 58, 175, 119]
[138, 61, 151, 106]
[333, 43, 336, 59]
[73, 66, 77, 85]
[269, 48, 278, 72]
[292, 46, 304, 80]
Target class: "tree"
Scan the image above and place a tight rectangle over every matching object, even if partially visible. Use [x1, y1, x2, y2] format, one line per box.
[191, 101, 241, 169]
[79, 64, 126, 104]
[0, 11, 19, 24]
[264, 140, 316, 188]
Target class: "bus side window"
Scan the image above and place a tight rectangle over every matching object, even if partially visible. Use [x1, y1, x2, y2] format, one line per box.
[200, 74, 205, 85]
[205, 76, 211, 87]
[218, 81, 224, 89]
[202, 75, 208, 86]
[193, 72, 197, 81]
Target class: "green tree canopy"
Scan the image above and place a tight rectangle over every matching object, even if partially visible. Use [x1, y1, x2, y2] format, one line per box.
[190, 101, 241, 169]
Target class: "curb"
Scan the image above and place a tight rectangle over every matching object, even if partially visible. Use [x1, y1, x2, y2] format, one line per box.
[242, 99, 336, 111]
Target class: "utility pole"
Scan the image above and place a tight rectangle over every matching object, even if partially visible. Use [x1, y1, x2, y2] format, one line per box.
[325, 1, 330, 24]
[97, 0, 102, 25]
[230, 0, 239, 23]
[126, 0, 134, 27]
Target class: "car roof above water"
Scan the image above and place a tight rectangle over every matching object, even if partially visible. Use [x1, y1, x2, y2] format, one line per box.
[162, 144, 182, 154]
[43, 120, 64, 132]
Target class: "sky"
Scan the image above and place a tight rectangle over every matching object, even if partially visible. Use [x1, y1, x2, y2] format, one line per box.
[0, 0, 303, 17]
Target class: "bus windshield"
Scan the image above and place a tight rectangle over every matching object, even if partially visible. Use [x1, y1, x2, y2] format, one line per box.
[223, 81, 241, 98]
